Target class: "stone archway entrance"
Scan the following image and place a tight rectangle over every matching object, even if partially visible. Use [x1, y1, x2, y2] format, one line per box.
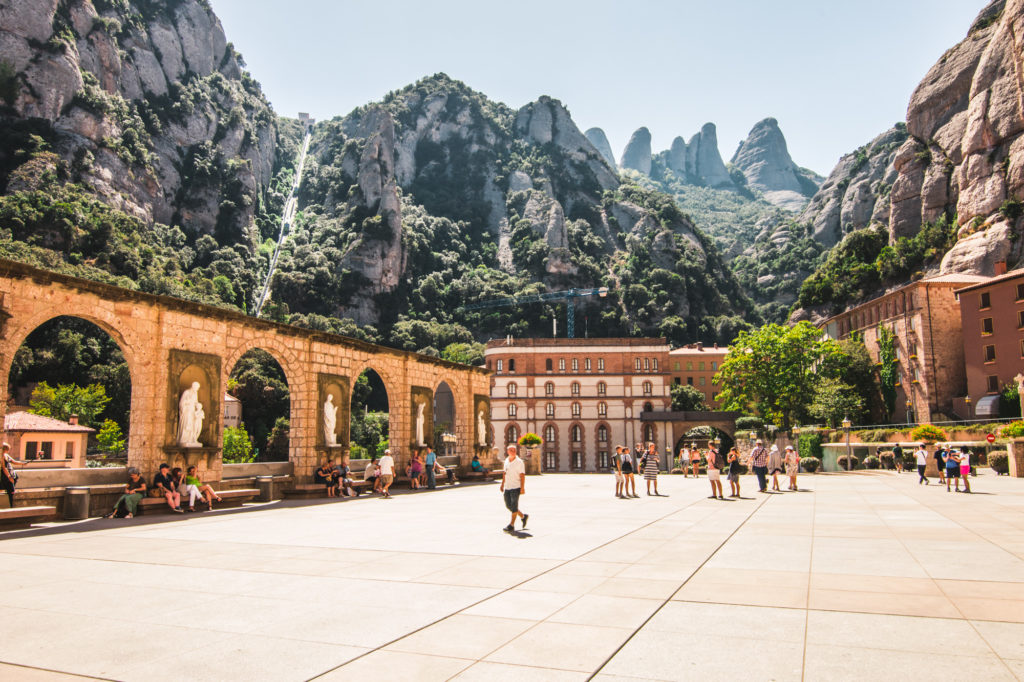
[640, 410, 741, 471]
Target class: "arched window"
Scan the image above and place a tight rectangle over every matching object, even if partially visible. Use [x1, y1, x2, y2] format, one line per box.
[571, 425, 582, 442]
[571, 402, 581, 417]
[545, 382, 554, 396]
[585, 358, 592, 371]
[572, 358, 579, 372]
[598, 402, 607, 417]
[545, 358, 553, 372]
[643, 381, 652, 396]
[597, 358, 605, 371]
[643, 402, 654, 412]
[643, 424, 654, 442]
[571, 381, 580, 396]
[544, 425, 556, 443]
[507, 424, 519, 444]
[597, 381, 607, 396]
[546, 402, 555, 418]
[496, 359, 503, 373]
[507, 382, 517, 397]
[598, 424, 608, 441]
[508, 403, 517, 418]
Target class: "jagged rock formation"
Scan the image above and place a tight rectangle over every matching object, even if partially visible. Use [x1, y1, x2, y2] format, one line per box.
[619, 127, 652, 174]
[798, 125, 908, 246]
[664, 123, 734, 189]
[584, 127, 616, 169]
[0, 0, 279, 239]
[731, 118, 821, 210]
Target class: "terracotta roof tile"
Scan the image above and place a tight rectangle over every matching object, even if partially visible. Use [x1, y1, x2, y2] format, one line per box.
[3, 411, 95, 433]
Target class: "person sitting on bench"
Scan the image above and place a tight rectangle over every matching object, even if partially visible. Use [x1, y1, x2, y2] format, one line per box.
[107, 468, 147, 518]
[315, 459, 338, 497]
[364, 457, 380, 493]
[152, 463, 183, 513]
[183, 465, 221, 511]
[470, 455, 489, 474]
[433, 457, 456, 484]
[335, 455, 359, 497]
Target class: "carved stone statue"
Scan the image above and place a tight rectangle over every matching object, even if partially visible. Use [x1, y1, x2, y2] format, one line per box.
[477, 408, 487, 446]
[414, 397, 426, 446]
[177, 381, 203, 447]
[323, 394, 338, 446]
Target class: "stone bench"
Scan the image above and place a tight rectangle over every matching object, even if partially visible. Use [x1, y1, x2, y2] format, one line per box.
[0, 505, 57, 530]
[463, 470, 502, 481]
[283, 480, 371, 499]
[139, 488, 258, 513]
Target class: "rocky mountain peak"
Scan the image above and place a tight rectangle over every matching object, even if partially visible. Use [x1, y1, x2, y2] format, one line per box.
[732, 117, 820, 210]
[683, 122, 734, 189]
[515, 97, 617, 191]
[620, 127, 652, 174]
[584, 127, 617, 169]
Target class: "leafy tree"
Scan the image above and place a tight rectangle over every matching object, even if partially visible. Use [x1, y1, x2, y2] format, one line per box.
[671, 384, 708, 411]
[265, 417, 290, 461]
[876, 326, 899, 420]
[29, 382, 110, 427]
[223, 425, 255, 463]
[808, 378, 865, 427]
[441, 342, 485, 366]
[714, 322, 841, 429]
[95, 419, 126, 454]
[228, 349, 289, 457]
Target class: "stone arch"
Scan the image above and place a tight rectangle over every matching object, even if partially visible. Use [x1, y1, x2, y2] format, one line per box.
[222, 337, 298, 462]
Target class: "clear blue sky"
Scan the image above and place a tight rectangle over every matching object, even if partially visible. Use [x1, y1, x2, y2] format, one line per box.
[209, 0, 985, 175]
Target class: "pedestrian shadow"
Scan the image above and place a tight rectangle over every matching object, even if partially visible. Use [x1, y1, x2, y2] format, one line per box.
[508, 530, 532, 538]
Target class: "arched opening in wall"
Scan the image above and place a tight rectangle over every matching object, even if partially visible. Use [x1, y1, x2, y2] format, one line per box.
[6, 316, 131, 466]
[434, 381, 456, 456]
[675, 427, 735, 457]
[351, 368, 389, 460]
[227, 349, 290, 462]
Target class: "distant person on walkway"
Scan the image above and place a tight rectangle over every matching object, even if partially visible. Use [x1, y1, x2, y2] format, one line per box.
[184, 465, 220, 510]
[892, 443, 904, 473]
[784, 445, 800, 491]
[1, 443, 17, 508]
[315, 459, 337, 497]
[727, 447, 742, 497]
[750, 440, 769, 493]
[915, 444, 929, 485]
[152, 463, 183, 512]
[614, 445, 625, 498]
[425, 448, 439, 489]
[945, 448, 963, 493]
[643, 443, 660, 495]
[407, 452, 424, 490]
[620, 445, 637, 497]
[768, 444, 784, 491]
[106, 468, 147, 518]
[378, 449, 396, 498]
[364, 457, 380, 492]
[934, 444, 948, 484]
[706, 444, 724, 500]
[958, 448, 972, 493]
[500, 445, 528, 533]
[690, 446, 701, 478]
[679, 446, 689, 476]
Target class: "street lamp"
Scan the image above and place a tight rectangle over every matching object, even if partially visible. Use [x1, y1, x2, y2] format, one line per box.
[905, 398, 912, 426]
[964, 395, 972, 421]
[842, 416, 852, 471]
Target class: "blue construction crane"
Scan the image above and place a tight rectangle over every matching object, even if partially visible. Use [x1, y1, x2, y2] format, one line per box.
[462, 287, 610, 338]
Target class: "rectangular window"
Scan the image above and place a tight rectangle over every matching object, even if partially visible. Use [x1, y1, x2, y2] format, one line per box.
[981, 292, 991, 309]
[496, 359, 503, 373]
[711, 361, 717, 371]
[1017, 283, 1024, 301]
[546, 358, 553, 372]
[982, 317, 994, 335]
[1018, 310, 1024, 329]
[699, 361, 705, 371]
[635, 358, 642, 370]
[687, 377, 694, 386]
[545, 452, 556, 471]
[598, 451, 610, 469]
[673, 377, 681, 385]
[699, 376, 706, 386]
[597, 358, 605, 371]
[1020, 338, 1024, 357]
[687, 362, 693, 370]
[546, 403, 554, 417]
[908, 317, 916, 332]
[912, 367, 921, 382]
[572, 358, 579, 372]
[644, 358, 650, 370]
[712, 392, 719, 401]
[25, 441, 38, 460]
[673, 362, 680, 371]
[988, 375, 1000, 393]
[653, 358, 659, 371]
[508, 359, 516, 373]
[559, 358, 566, 371]
[545, 383, 554, 396]
[65, 442, 74, 459]
[572, 452, 583, 470]
[985, 345, 997, 363]
[39, 442, 53, 460]
[585, 358, 591, 371]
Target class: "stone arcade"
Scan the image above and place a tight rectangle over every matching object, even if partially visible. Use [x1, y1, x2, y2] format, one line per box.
[0, 260, 492, 483]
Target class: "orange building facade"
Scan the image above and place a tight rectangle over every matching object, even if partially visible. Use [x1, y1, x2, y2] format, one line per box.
[668, 344, 727, 409]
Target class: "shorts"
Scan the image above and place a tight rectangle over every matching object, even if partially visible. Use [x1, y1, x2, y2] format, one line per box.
[503, 488, 521, 513]
[770, 467, 784, 475]
[946, 467, 959, 479]
[614, 471, 624, 482]
[727, 472, 739, 483]
[960, 465, 970, 476]
[381, 474, 394, 486]
[707, 469, 720, 482]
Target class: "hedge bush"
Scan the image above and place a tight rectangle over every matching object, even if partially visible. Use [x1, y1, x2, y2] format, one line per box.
[735, 416, 764, 433]
[900, 451, 916, 469]
[1001, 421, 1024, 438]
[800, 457, 821, 473]
[989, 451, 1009, 474]
[798, 432, 824, 460]
[864, 455, 881, 469]
[910, 424, 948, 442]
[836, 454, 860, 469]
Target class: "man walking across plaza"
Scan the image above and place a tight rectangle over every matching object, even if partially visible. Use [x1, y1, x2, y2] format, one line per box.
[749, 439, 769, 493]
[915, 443, 929, 484]
[378, 449, 396, 498]
[500, 445, 528, 533]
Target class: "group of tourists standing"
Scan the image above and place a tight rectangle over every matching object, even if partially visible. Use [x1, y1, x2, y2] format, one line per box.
[913, 443, 973, 492]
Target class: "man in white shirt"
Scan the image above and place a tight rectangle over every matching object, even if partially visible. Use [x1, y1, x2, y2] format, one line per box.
[500, 445, 528, 533]
[378, 449, 395, 498]
[914, 444, 929, 485]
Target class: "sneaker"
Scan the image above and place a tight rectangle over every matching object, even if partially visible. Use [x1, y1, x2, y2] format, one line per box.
[503, 524, 514, 533]
[173, 507, 184, 513]
[718, 495, 725, 500]
[521, 514, 529, 529]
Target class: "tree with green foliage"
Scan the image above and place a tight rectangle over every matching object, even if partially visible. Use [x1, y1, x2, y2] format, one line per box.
[714, 322, 843, 429]
[228, 349, 289, 458]
[876, 326, 899, 421]
[223, 425, 255, 463]
[671, 384, 708, 411]
[808, 378, 865, 427]
[29, 382, 110, 427]
[441, 342, 485, 366]
[265, 417, 290, 461]
[95, 419, 126, 454]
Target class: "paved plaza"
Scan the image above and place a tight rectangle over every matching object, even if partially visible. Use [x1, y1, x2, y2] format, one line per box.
[2, 471, 1024, 681]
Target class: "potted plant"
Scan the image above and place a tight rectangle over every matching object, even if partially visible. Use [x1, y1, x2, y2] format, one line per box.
[910, 424, 948, 477]
[517, 432, 543, 474]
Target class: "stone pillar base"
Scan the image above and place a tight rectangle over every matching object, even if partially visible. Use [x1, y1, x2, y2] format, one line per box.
[1010, 440, 1024, 478]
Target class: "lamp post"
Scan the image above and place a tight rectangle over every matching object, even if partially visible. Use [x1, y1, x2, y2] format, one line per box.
[905, 398, 912, 426]
[964, 395, 972, 421]
[842, 417, 852, 471]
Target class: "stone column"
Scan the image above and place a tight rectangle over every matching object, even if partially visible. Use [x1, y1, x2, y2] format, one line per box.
[1009, 439, 1024, 478]
[924, 443, 940, 477]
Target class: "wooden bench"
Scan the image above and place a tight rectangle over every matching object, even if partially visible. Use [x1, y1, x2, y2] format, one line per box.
[139, 488, 258, 513]
[0, 506, 57, 530]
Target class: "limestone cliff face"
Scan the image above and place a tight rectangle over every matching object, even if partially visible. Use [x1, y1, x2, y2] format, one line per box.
[619, 127, 652, 174]
[584, 127, 617, 169]
[0, 0, 278, 240]
[665, 122, 734, 189]
[798, 125, 908, 246]
[731, 118, 821, 210]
